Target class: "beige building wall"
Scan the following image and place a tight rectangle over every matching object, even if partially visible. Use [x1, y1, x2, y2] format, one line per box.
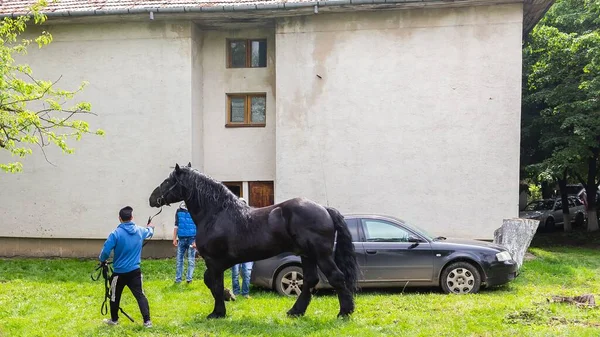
[275, 4, 523, 239]
[0, 22, 277, 245]
[0, 21, 197, 240]
[192, 26, 205, 171]
[200, 28, 276, 182]
[0, 3, 524, 252]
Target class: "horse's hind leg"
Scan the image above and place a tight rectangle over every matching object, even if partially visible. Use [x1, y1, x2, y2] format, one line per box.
[317, 256, 355, 317]
[203, 266, 226, 319]
[287, 257, 319, 317]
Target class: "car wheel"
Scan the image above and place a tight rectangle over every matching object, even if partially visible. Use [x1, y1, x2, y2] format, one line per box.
[545, 217, 555, 232]
[575, 213, 585, 227]
[275, 266, 303, 297]
[441, 262, 481, 294]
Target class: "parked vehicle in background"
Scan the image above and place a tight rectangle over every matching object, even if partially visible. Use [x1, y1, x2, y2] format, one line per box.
[561, 184, 600, 210]
[563, 184, 585, 197]
[251, 214, 518, 296]
[563, 184, 588, 207]
[519, 197, 586, 231]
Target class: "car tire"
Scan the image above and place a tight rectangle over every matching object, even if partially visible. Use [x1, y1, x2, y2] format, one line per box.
[275, 266, 304, 297]
[545, 217, 555, 232]
[440, 261, 481, 294]
[575, 213, 585, 227]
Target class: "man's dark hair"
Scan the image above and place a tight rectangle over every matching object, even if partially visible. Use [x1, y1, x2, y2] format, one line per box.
[119, 206, 133, 221]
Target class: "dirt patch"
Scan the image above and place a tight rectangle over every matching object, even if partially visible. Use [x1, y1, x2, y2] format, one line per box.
[505, 307, 551, 325]
[549, 294, 596, 308]
[523, 252, 537, 261]
[505, 306, 600, 327]
[549, 317, 600, 327]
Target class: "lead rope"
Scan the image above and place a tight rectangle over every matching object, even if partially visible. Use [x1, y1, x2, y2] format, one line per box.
[91, 262, 135, 322]
[143, 207, 162, 248]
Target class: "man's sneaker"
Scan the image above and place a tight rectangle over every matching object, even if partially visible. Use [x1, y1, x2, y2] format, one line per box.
[103, 319, 118, 326]
[143, 320, 153, 328]
[187, 280, 192, 284]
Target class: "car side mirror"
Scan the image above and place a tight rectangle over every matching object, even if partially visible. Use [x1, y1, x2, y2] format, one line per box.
[407, 236, 421, 243]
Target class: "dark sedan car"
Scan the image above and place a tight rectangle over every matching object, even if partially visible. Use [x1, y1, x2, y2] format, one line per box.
[250, 214, 518, 296]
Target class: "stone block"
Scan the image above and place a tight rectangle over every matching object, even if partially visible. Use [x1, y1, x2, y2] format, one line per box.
[493, 218, 539, 269]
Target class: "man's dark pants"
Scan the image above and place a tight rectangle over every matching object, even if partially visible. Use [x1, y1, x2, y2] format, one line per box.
[110, 268, 150, 323]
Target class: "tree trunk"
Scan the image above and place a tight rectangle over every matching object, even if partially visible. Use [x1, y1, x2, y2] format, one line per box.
[564, 213, 572, 231]
[541, 181, 554, 199]
[588, 210, 599, 232]
[585, 155, 599, 232]
[558, 172, 572, 232]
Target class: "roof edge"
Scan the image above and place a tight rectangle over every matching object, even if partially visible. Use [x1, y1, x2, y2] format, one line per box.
[0, 0, 552, 35]
[0, 0, 523, 19]
[522, 0, 554, 36]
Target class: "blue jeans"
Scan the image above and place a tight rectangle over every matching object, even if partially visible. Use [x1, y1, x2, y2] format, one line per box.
[231, 262, 253, 296]
[175, 237, 196, 283]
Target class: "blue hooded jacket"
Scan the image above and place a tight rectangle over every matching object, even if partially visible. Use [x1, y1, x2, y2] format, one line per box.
[99, 221, 154, 274]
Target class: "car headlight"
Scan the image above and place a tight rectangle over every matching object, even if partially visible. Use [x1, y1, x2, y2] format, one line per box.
[496, 251, 512, 262]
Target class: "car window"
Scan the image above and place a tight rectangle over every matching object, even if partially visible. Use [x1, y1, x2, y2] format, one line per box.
[362, 219, 413, 243]
[568, 199, 576, 207]
[524, 200, 554, 211]
[343, 218, 360, 242]
[555, 200, 562, 210]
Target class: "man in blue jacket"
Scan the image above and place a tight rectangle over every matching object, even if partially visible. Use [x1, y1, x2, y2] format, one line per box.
[172, 203, 197, 284]
[99, 206, 154, 327]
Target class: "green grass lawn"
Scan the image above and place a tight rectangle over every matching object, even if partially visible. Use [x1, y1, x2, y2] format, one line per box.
[1, 239, 600, 336]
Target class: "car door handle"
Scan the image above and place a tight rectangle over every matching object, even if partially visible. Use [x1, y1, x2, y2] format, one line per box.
[366, 249, 377, 254]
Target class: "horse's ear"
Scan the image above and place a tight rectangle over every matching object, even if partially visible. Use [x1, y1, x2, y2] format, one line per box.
[187, 162, 192, 167]
[175, 163, 181, 173]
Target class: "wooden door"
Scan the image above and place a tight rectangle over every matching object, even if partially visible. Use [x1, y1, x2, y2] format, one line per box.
[248, 181, 274, 208]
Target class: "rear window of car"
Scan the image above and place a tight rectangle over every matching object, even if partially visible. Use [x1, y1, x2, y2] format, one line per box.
[344, 218, 360, 242]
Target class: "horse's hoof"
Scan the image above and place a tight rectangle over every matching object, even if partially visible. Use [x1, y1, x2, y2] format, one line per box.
[337, 311, 353, 319]
[286, 309, 305, 318]
[207, 312, 226, 319]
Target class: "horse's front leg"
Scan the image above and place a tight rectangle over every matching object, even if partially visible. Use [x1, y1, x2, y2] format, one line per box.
[203, 266, 226, 319]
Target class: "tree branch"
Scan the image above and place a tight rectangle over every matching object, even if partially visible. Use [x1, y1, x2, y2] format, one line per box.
[0, 123, 19, 145]
[2, 74, 62, 106]
[35, 136, 56, 167]
[32, 124, 46, 147]
[574, 171, 587, 186]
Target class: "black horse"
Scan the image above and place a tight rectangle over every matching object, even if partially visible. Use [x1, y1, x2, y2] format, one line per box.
[149, 163, 359, 319]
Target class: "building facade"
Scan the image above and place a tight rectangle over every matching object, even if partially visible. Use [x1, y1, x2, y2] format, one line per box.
[0, 0, 553, 257]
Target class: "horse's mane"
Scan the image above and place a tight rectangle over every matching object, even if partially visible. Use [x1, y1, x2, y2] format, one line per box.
[178, 167, 251, 226]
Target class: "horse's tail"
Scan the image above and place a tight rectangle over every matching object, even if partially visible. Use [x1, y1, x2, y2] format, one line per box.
[326, 207, 359, 293]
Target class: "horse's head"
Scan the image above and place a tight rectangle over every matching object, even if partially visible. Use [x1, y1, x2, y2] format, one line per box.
[149, 163, 192, 208]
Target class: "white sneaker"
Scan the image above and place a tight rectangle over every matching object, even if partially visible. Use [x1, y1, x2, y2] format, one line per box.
[102, 319, 118, 326]
[143, 320, 153, 328]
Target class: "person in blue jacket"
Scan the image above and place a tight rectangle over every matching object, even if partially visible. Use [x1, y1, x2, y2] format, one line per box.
[99, 206, 154, 328]
[172, 203, 197, 284]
